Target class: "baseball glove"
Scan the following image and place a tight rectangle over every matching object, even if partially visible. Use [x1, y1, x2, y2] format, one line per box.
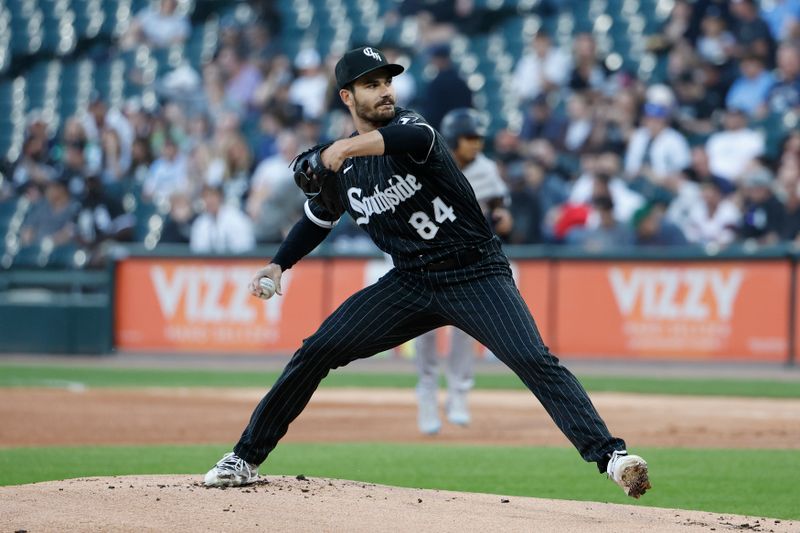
[291, 142, 336, 200]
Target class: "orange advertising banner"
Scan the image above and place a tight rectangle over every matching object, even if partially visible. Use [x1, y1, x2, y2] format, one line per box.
[554, 261, 790, 360]
[115, 258, 325, 353]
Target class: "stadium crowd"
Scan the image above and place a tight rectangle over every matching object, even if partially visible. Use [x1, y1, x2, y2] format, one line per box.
[3, 0, 800, 267]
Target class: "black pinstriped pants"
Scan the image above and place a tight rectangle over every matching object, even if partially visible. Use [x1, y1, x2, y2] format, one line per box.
[234, 251, 625, 469]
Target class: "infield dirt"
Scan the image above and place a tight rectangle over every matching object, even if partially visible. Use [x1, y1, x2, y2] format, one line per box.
[1, 475, 797, 533]
[1, 387, 798, 448]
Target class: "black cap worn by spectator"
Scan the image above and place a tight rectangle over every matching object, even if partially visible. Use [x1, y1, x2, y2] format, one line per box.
[335, 46, 405, 89]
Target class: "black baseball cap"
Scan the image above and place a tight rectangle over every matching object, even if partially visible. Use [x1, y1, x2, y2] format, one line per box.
[335, 46, 405, 90]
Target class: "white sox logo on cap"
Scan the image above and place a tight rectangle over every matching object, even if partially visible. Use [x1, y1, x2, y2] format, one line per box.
[363, 47, 382, 61]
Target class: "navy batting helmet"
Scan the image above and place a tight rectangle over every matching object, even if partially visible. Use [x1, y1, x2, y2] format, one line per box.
[440, 108, 487, 148]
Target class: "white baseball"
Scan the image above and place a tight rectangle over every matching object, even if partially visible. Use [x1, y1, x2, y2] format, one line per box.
[258, 277, 276, 299]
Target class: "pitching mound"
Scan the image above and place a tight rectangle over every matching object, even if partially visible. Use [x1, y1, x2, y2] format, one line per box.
[1, 475, 794, 533]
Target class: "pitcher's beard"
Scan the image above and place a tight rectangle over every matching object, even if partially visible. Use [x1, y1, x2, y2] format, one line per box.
[355, 100, 395, 126]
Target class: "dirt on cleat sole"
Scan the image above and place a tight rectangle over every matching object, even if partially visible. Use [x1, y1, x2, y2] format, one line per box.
[622, 463, 651, 499]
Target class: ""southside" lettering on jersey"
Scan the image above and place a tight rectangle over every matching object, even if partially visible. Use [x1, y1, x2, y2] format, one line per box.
[348, 174, 423, 225]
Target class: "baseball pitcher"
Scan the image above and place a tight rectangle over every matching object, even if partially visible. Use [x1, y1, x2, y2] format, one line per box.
[204, 46, 651, 499]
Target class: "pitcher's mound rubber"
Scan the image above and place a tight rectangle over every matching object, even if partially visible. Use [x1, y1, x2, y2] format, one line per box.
[0, 475, 795, 532]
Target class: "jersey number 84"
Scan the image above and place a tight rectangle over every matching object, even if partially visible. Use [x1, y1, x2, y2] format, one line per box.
[409, 197, 457, 240]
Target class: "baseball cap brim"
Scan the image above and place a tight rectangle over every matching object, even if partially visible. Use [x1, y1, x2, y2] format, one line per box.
[339, 63, 405, 89]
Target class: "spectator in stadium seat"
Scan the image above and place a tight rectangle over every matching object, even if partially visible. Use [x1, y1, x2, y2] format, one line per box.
[565, 195, 634, 250]
[81, 94, 134, 179]
[705, 107, 765, 184]
[512, 30, 572, 104]
[252, 178, 306, 244]
[58, 139, 92, 198]
[623, 102, 691, 188]
[666, 146, 735, 234]
[421, 43, 473, 129]
[680, 177, 741, 246]
[252, 55, 294, 112]
[19, 178, 77, 247]
[760, 0, 800, 42]
[244, 22, 280, 67]
[519, 94, 567, 146]
[730, 0, 776, 64]
[632, 202, 688, 246]
[569, 33, 607, 93]
[122, 97, 153, 139]
[768, 43, 800, 115]
[288, 49, 330, 120]
[100, 129, 126, 184]
[247, 131, 298, 221]
[143, 137, 189, 205]
[737, 166, 785, 245]
[504, 160, 544, 244]
[562, 92, 600, 154]
[190, 184, 255, 254]
[594, 89, 640, 154]
[122, 0, 190, 49]
[205, 134, 252, 208]
[696, 7, 736, 66]
[570, 154, 645, 224]
[12, 134, 57, 192]
[655, 0, 693, 49]
[527, 138, 573, 192]
[673, 61, 729, 136]
[128, 137, 153, 185]
[75, 174, 135, 256]
[725, 54, 774, 118]
[25, 109, 55, 154]
[217, 44, 264, 116]
[250, 110, 282, 163]
[159, 190, 195, 245]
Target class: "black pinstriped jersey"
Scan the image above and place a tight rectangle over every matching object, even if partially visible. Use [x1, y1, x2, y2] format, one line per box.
[305, 107, 494, 270]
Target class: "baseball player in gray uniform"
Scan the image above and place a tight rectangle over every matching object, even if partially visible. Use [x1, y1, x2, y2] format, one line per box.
[415, 108, 512, 434]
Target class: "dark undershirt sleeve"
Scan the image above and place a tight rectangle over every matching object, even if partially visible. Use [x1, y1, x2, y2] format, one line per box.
[271, 214, 331, 271]
[379, 124, 435, 162]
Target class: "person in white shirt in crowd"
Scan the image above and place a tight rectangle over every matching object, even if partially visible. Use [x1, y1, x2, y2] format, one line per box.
[81, 93, 134, 181]
[705, 107, 765, 185]
[513, 30, 572, 104]
[570, 151, 645, 224]
[288, 49, 330, 120]
[142, 136, 189, 205]
[624, 101, 691, 186]
[122, 0, 190, 49]
[246, 131, 300, 220]
[680, 177, 742, 247]
[562, 92, 597, 153]
[696, 7, 736, 66]
[190, 184, 255, 253]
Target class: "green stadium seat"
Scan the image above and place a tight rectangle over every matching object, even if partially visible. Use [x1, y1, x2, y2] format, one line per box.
[48, 242, 80, 269]
[12, 244, 42, 268]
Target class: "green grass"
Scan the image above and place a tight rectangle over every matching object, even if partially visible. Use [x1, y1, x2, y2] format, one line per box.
[1, 364, 799, 397]
[0, 444, 797, 520]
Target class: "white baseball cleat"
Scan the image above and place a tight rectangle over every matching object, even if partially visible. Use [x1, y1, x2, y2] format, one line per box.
[606, 450, 651, 498]
[446, 392, 470, 426]
[204, 452, 260, 487]
[417, 388, 441, 435]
